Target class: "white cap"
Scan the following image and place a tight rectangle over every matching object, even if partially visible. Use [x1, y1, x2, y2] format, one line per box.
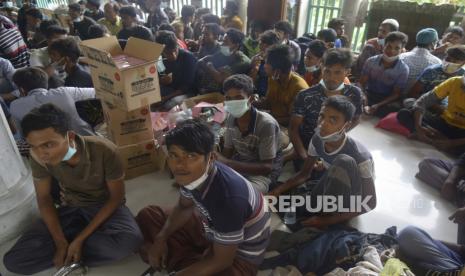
[381, 18, 399, 30]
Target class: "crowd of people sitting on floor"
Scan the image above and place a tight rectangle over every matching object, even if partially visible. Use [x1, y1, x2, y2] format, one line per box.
[1, 0, 465, 275]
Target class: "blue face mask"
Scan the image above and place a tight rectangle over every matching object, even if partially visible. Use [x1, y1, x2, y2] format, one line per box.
[62, 134, 77, 161]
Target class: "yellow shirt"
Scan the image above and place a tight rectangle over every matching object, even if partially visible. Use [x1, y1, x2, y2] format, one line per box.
[221, 15, 244, 31]
[433, 76, 465, 129]
[266, 72, 309, 124]
[98, 16, 122, 36]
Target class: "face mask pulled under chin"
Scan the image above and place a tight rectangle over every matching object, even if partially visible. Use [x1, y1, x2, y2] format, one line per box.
[184, 160, 210, 190]
[62, 133, 77, 161]
[319, 79, 344, 92]
[220, 45, 231, 56]
[315, 123, 347, 143]
[442, 61, 463, 74]
[306, 65, 319, 72]
[378, 38, 385, 47]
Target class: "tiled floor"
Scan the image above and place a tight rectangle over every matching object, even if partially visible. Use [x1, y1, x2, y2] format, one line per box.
[0, 117, 459, 276]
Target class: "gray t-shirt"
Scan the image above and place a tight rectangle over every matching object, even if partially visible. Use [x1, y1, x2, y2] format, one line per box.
[308, 134, 374, 179]
[224, 108, 281, 181]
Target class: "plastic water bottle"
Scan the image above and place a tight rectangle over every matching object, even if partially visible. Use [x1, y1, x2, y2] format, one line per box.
[335, 38, 342, 48]
[284, 206, 296, 225]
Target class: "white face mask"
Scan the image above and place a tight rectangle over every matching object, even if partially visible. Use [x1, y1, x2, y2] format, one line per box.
[184, 161, 210, 190]
[225, 99, 250, 118]
[220, 45, 231, 56]
[73, 16, 83, 23]
[306, 65, 319, 72]
[378, 38, 385, 47]
[382, 54, 399, 63]
[315, 122, 348, 143]
[319, 79, 344, 92]
[442, 61, 463, 74]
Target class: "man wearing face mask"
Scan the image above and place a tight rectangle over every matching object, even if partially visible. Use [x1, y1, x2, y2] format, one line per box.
[48, 37, 93, 88]
[274, 20, 301, 67]
[270, 96, 376, 229]
[433, 26, 464, 60]
[9, 67, 95, 137]
[25, 8, 45, 49]
[196, 28, 250, 94]
[3, 103, 143, 275]
[355, 18, 399, 78]
[359, 31, 409, 117]
[67, 3, 97, 41]
[136, 119, 271, 275]
[243, 20, 267, 59]
[409, 45, 465, 100]
[140, 0, 169, 33]
[214, 74, 281, 193]
[290, 48, 362, 169]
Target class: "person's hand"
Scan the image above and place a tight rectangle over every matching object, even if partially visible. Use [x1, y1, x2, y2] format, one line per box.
[212, 151, 228, 163]
[449, 207, 465, 225]
[415, 126, 435, 144]
[441, 182, 457, 202]
[160, 73, 173, 86]
[300, 216, 328, 229]
[268, 185, 285, 197]
[148, 235, 168, 270]
[64, 238, 84, 265]
[432, 138, 455, 151]
[206, 62, 215, 70]
[313, 160, 325, 172]
[363, 104, 378, 115]
[53, 240, 69, 269]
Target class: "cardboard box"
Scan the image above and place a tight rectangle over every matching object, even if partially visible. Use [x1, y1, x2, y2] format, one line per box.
[182, 92, 225, 109]
[80, 36, 163, 111]
[118, 140, 167, 180]
[102, 101, 154, 146]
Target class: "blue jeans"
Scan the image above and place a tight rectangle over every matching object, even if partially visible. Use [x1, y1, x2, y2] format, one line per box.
[398, 226, 464, 272]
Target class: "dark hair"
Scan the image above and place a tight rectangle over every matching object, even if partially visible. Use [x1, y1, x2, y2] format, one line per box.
[105, 1, 121, 13]
[44, 25, 67, 39]
[13, 67, 48, 92]
[201, 13, 221, 25]
[181, 5, 195, 18]
[225, 28, 245, 45]
[445, 26, 464, 38]
[307, 40, 327, 58]
[223, 74, 254, 95]
[259, 30, 280, 46]
[119, 5, 137, 18]
[26, 8, 43, 20]
[250, 20, 268, 33]
[225, 0, 239, 15]
[317, 28, 337, 43]
[155, 30, 177, 49]
[158, 23, 175, 32]
[48, 37, 81, 63]
[447, 45, 465, 61]
[68, 3, 82, 12]
[323, 95, 355, 122]
[165, 119, 214, 155]
[195, 7, 210, 18]
[323, 48, 353, 68]
[203, 23, 223, 37]
[88, 24, 109, 39]
[266, 44, 293, 73]
[39, 19, 59, 35]
[385, 31, 408, 47]
[129, 25, 153, 41]
[21, 103, 70, 138]
[274, 20, 293, 35]
[328, 18, 344, 29]
[87, 0, 101, 8]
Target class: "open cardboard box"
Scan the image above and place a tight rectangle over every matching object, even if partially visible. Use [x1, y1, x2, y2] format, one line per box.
[102, 101, 154, 146]
[182, 92, 225, 110]
[80, 36, 164, 112]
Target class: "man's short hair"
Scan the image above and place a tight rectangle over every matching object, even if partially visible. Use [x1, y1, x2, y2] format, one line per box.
[323, 48, 353, 68]
[12, 67, 48, 92]
[381, 18, 399, 32]
[385, 31, 408, 47]
[328, 18, 344, 29]
[266, 44, 293, 73]
[195, 7, 210, 18]
[129, 25, 153, 41]
[165, 119, 214, 156]
[25, 8, 43, 20]
[225, 28, 245, 45]
[225, 0, 239, 15]
[49, 37, 81, 63]
[159, 23, 175, 32]
[88, 24, 108, 39]
[447, 45, 465, 61]
[445, 26, 464, 38]
[119, 6, 137, 18]
[155, 30, 178, 50]
[201, 13, 221, 25]
[317, 28, 337, 43]
[105, 1, 121, 13]
[274, 20, 293, 35]
[181, 5, 195, 18]
[203, 23, 223, 37]
[44, 25, 67, 39]
[87, 0, 102, 8]
[250, 20, 268, 33]
[307, 40, 327, 58]
[39, 19, 59, 35]
[259, 30, 280, 46]
[323, 95, 356, 122]
[21, 103, 70, 138]
[68, 3, 82, 13]
[223, 74, 254, 96]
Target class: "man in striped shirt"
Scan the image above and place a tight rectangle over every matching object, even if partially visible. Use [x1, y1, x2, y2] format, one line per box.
[136, 119, 271, 275]
[0, 22, 29, 68]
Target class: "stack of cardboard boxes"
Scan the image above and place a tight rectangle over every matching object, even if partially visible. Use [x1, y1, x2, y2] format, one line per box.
[80, 36, 166, 179]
